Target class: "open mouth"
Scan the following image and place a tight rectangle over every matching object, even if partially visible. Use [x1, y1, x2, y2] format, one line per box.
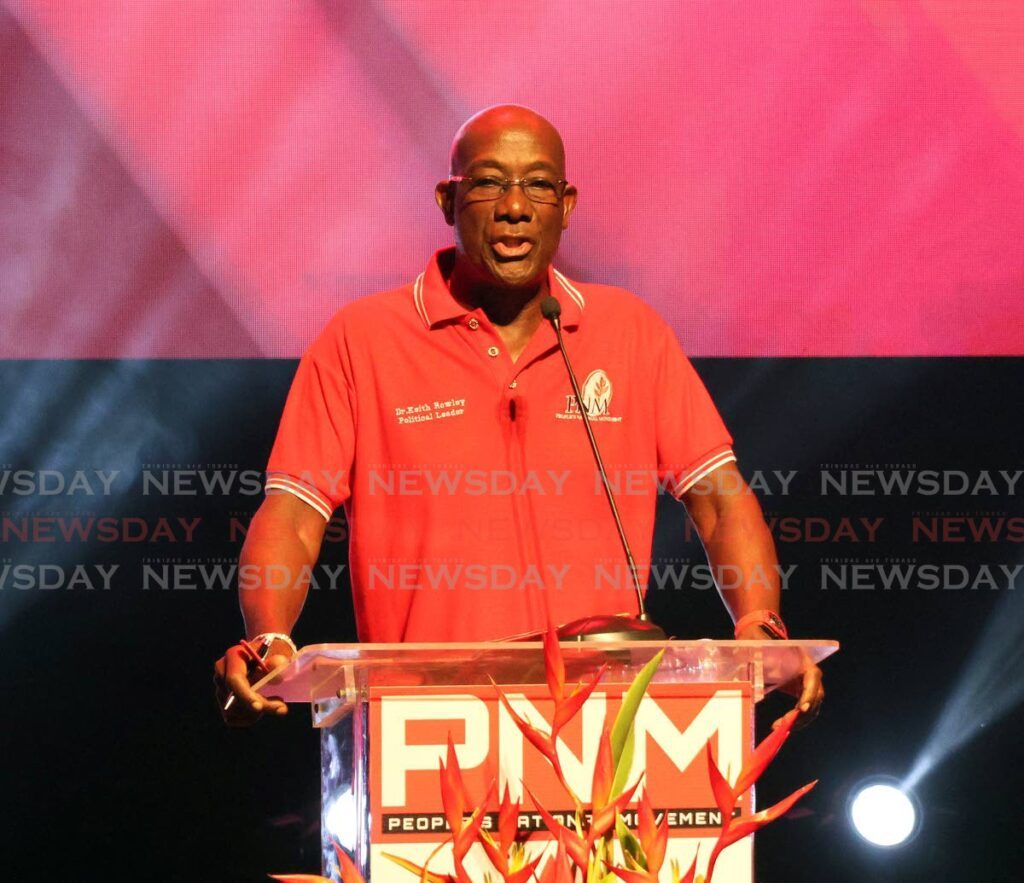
[491, 236, 534, 259]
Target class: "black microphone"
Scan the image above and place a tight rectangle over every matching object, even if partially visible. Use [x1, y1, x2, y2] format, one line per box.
[541, 295, 666, 642]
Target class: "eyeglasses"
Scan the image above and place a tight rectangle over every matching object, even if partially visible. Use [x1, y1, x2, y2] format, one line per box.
[449, 175, 568, 205]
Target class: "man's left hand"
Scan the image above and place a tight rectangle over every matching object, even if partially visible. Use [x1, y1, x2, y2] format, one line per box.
[775, 662, 824, 731]
[737, 624, 824, 730]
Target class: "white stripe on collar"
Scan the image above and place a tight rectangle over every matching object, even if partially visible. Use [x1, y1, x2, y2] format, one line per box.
[412, 273, 429, 327]
[553, 268, 586, 310]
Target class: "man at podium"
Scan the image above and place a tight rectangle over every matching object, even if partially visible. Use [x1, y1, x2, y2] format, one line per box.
[214, 105, 824, 728]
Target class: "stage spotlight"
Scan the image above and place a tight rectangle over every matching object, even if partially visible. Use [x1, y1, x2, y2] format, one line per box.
[849, 780, 919, 848]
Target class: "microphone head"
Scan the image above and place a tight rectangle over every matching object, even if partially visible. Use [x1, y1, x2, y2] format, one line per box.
[540, 296, 562, 320]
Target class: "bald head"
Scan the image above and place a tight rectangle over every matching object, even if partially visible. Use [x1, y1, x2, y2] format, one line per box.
[449, 105, 566, 176]
[436, 104, 577, 294]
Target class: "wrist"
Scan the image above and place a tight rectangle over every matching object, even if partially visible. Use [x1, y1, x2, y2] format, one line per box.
[252, 631, 298, 657]
[733, 609, 788, 640]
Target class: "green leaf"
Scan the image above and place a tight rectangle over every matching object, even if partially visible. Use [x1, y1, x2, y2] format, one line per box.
[615, 815, 647, 872]
[610, 650, 663, 795]
[610, 723, 636, 800]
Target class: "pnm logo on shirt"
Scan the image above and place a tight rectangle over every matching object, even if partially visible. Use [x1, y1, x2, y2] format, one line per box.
[556, 369, 623, 423]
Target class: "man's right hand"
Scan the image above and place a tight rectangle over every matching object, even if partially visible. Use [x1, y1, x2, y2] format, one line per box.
[214, 641, 294, 726]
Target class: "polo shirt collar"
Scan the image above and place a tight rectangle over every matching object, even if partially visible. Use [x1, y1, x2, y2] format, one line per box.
[414, 248, 585, 330]
[549, 265, 585, 329]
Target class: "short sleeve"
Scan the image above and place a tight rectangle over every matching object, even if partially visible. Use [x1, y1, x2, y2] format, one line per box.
[654, 325, 736, 497]
[265, 326, 355, 520]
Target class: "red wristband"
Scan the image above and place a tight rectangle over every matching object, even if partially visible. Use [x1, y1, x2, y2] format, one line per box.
[734, 609, 789, 640]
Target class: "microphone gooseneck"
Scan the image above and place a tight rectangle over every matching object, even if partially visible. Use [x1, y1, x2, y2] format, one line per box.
[541, 295, 666, 642]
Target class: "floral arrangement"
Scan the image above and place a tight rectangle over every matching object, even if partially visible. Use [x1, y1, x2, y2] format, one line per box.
[272, 629, 815, 883]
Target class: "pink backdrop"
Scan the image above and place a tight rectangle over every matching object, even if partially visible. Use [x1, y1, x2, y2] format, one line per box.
[2, 0, 1023, 357]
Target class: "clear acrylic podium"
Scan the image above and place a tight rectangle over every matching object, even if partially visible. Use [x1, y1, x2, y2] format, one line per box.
[258, 640, 837, 882]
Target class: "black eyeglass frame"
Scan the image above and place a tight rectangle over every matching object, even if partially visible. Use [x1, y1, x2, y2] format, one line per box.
[448, 174, 570, 204]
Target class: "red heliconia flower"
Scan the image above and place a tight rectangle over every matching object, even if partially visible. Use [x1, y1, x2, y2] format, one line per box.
[543, 625, 567, 705]
[453, 790, 494, 866]
[491, 681, 564, 777]
[440, 735, 476, 839]
[705, 705, 801, 825]
[524, 785, 590, 873]
[552, 664, 607, 735]
[533, 775, 643, 872]
[269, 841, 365, 883]
[497, 786, 520, 856]
[590, 723, 615, 813]
[382, 852, 456, 883]
[705, 742, 736, 820]
[543, 626, 609, 735]
[671, 854, 698, 883]
[480, 786, 528, 876]
[702, 706, 817, 883]
[714, 780, 818, 853]
[587, 776, 642, 846]
[502, 853, 544, 883]
[437, 732, 497, 882]
[732, 708, 798, 798]
[333, 843, 367, 883]
[635, 789, 668, 875]
[478, 833, 505, 876]
[537, 833, 574, 883]
[491, 627, 608, 803]
[606, 864, 657, 883]
[606, 817, 669, 883]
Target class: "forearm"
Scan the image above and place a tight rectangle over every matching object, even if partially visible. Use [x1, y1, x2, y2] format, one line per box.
[238, 497, 323, 638]
[700, 492, 781, 622]
[687, 473, 824, 723]
[684, 466, 782, 625]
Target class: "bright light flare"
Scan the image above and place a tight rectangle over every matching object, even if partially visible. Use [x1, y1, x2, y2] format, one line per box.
[324, 790, 357, 849]
[904, 583, 1024, 790]
[849, 781, 919, 847]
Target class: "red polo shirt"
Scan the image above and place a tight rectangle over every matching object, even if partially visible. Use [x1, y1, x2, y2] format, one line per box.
[266, 248, 734, 641]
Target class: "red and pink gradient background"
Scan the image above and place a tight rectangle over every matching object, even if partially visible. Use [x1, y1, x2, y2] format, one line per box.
[2, 0, 1022, 358]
